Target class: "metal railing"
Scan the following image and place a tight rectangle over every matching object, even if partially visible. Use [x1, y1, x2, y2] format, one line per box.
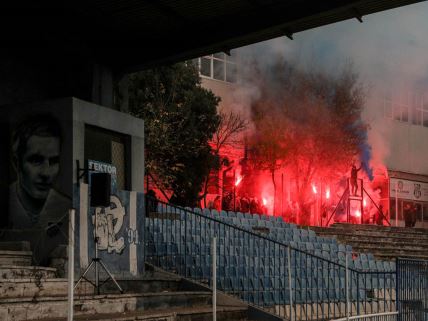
[331, 311, 398, 321]
[145, 197, 396, 321]
[397, 258, 428, 321]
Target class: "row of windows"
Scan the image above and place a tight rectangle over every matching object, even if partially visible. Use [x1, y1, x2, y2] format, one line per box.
[383, 92, 428, 127]
[196, 51, 238, 83]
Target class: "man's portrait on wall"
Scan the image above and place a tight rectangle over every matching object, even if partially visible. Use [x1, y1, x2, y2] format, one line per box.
[8, 113, 70, 233]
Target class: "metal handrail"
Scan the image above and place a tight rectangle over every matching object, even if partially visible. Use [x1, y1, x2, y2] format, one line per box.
[332, 311, 398, 321]
[145, 196, 397, 321]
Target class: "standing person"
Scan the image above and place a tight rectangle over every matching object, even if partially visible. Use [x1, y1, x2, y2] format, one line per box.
[213, 195, 221, 211]
[410, 204, 418, 227]
[403, 203, 412, 227]
[350, 163, 362, 196]
[240, 193, 250, 213]
[375, 205, 384, 226]
[9, 114, 70, 229]
[146, 189, 158, 214]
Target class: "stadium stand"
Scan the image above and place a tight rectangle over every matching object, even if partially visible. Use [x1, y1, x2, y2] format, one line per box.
[0, 241, 254, 320]
[145, 200, 397, 321]
[311, 223, 428, 261]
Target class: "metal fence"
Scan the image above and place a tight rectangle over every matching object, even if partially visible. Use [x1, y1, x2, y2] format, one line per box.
[332, 311, 398, 321]
[145, 197, 396, 321]
[397, 258, 428, 321]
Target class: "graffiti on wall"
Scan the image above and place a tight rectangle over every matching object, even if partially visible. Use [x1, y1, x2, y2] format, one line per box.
[93, 195, 126, 254]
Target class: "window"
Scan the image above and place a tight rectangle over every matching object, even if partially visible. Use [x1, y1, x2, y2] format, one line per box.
[383, 90, 428, 126]
[383, 93, 393, 119]
[85, 125, 131, 190]
[197, 51, 238, 83]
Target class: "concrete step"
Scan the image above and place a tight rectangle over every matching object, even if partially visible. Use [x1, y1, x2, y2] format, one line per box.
[0, 291, 213, 321]
[314, 229, 428, 241]
[332, 235, 428, 246]
[327, 224, 428, 236]
[0, 265, 57, 279]
[0, 241, 31, 252]
[370, 252, 428, 261]
[332, 222, 428, 232]
[0, 250, 32, 266]
[352, 246, 428, 258]
[343, 239, 428, 251]
[0, 275, 185, 300]
[0, 278, 93, 299]
[26, 306, 249, 321]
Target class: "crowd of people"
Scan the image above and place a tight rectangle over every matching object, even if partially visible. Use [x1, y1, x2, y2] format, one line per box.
[208, 192, 268, 214]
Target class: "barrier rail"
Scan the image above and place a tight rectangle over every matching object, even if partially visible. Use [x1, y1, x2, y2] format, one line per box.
[331, 311, 398, 321]
[145, 197, 396, 321]
[397, 258, 428, 321]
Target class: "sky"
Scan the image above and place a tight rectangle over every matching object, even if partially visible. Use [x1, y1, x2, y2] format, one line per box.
[236, 1, 428, 169]
[240, 1, 428, 97]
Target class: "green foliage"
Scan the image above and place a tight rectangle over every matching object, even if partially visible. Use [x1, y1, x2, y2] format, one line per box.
[128, 62, 220, 206]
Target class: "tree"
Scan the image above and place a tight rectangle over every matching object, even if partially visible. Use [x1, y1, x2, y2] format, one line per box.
[200, 109, 248, 206]
[128, 62, 221, 206]
[249, 60, 367, 224]
[248, 102, 290, 214]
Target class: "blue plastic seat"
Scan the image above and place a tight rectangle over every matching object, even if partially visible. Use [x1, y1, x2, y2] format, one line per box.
[227, 210, 237, 218]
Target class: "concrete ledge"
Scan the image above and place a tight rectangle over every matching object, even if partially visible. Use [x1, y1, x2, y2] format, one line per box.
[26, 305, 249, 321]
[0, 250, 32, 266]
[0, 265, 57, 279]
[0, 291, 213, 321]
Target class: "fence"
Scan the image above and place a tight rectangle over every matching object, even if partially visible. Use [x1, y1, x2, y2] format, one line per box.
[331, 311, 398, 321]
[145, 197, 396, 321]
[397, 258, 428, 321]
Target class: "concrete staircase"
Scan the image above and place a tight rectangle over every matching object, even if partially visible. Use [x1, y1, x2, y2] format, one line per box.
[311, 223, 428, 261]
[0, 242, 265, 321]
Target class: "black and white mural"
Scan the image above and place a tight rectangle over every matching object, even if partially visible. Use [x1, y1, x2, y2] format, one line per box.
[0, 100, 73, 265]
[1, 97, 145, 277]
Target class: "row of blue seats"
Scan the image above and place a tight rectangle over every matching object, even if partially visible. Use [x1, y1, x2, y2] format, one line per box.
[146, 220, 388, 269]
[146, 236, 395, 273]
[147, 204, 395, 308]
[147, 217, 334, 244]
[146, 254, 394, 307]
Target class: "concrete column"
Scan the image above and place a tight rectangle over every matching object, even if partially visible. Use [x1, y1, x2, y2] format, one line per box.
[92, 64, 114, 109]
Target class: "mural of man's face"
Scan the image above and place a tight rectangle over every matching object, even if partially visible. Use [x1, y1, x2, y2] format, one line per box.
[18, 135, 60, 200]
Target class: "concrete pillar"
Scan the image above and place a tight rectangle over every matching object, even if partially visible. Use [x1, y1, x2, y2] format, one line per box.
[92, 64, 114, 109]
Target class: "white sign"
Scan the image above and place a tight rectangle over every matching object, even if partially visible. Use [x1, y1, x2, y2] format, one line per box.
[390, 178, 428, 202]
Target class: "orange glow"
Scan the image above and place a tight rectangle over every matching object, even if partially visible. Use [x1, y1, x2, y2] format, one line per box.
[262, 198, 267, 206]
[325, 188, 330, 199]
[312, 183, 317, 194]
[363, 199, 367, 207]
[355, 210, 361, 217]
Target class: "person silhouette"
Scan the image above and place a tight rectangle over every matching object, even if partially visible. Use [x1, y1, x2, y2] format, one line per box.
[350, 163, 362, 196]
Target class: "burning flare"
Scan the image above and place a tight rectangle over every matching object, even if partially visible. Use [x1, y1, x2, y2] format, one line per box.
[312, 183, 317, 194]
[326, 188, 330, 199]
[235, 175, 243, 187]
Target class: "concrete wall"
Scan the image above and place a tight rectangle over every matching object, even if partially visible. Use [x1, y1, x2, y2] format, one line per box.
[365, 96, 428, 176]
[72, 97, 145, 191]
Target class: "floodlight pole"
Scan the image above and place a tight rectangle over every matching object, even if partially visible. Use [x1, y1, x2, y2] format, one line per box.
[395, 180, 398, 227]
[67, 209, 75, 321]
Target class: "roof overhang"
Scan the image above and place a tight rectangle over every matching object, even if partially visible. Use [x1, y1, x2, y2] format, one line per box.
[1, 1, 425, 72]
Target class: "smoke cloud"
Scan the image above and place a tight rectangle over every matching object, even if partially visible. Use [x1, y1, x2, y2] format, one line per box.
[235, 1, 428, 170]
